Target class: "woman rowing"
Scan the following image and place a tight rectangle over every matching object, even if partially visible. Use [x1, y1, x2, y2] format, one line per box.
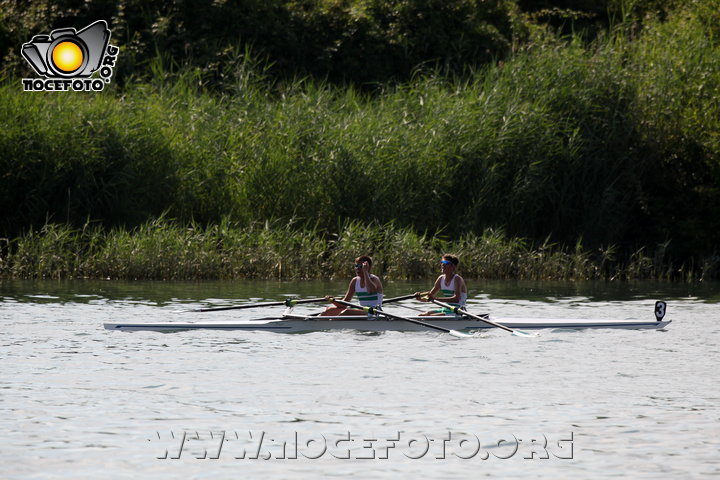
[322, 255, 384, 316]
[415, 254, 467, 316]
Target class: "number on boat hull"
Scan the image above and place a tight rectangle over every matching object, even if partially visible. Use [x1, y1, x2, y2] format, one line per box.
[654, 301, 667, 321]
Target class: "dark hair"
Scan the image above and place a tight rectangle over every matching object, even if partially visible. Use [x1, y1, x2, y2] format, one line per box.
[442, 254, 459, 266]
[356, 255, 372, 266]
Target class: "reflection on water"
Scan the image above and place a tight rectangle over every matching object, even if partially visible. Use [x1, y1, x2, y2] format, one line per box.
[2, 278, 719, 306]
[1, 279, 718, 479]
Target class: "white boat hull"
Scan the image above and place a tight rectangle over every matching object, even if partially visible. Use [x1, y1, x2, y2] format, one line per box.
[104, 315, 672, 333]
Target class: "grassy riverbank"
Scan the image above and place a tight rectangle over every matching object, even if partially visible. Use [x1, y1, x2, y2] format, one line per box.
[2, 219, 716, 281]
[2, 2, 719, 279]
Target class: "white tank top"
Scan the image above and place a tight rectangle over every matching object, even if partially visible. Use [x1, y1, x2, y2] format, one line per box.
[355, 275, 383, 307]
[440, 275, 467, 307]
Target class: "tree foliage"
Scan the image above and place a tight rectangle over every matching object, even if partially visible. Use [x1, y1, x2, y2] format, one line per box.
[1, 0, 518, 85]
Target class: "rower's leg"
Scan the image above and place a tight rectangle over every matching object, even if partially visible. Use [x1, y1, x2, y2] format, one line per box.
[338, 308, 367, 316]
[320, 306, 347, 316]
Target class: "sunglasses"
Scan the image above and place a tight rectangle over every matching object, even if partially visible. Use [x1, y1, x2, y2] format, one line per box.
[440, 260, 452, 265]
[354, 264, 363, 269]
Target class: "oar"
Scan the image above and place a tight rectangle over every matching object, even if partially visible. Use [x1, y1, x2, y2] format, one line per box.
[333, 299, 477, 338]
[428, 298, 537, 337]
[392, 302, 427, 314]
[382, 294, 418, 304]
[275, 294, 416, 318]
[187, 297, 327, 313]
[188, 293, 413, 314]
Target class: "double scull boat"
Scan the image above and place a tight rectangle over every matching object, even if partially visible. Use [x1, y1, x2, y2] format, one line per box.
[104, 301, 671, 333]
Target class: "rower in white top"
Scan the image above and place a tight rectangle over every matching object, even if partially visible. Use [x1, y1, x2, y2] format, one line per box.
[415, 253, 468, 316]
[323, 255, 384, 316]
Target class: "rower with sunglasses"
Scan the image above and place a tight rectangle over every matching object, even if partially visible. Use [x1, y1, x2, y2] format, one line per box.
[322, 255, 384, 316]
[415, 254, 468, 316]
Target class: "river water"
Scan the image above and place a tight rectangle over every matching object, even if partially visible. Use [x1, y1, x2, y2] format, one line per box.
[2, 279, 718, 478]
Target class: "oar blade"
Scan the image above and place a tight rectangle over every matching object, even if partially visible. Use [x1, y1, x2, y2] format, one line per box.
[512, 329, 538, 338]
[449, 329, 481, 339]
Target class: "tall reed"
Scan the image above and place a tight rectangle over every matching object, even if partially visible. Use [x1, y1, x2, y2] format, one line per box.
[0, 219, 701, 280]
[1, 2, 718, 273]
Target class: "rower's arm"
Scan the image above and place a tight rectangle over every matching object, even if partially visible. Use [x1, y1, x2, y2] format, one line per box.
[341, 278, 356, 302]
[364, 268, 383, 294]
[362, 271, 378, 294]
[434, 292, 460, 303]
[426, 277, 442, 298]
[368, 275, 383, 294]
[359, 262, 382, 294]
[416, 277, 442, 302]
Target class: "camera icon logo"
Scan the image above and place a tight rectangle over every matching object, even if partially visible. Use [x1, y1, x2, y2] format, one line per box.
[22, 20, 110, 77]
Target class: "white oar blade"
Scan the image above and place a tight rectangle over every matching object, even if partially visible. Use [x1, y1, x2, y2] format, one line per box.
[512, 329, 538, 338]
[449, 330, 480, 339]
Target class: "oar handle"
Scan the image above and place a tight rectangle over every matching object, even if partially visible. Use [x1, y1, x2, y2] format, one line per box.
[426, 298, 489, 319]
[382, 294, 418, 303]
[288, 297, 332, 306]
[333, 299, 378, 313]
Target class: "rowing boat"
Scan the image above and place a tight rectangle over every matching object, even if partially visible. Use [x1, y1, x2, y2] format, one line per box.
[104, 313, 671, 333]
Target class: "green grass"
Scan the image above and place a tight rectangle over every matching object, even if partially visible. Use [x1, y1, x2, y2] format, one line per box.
[1, 2, 719, 279]
[1, 219, 706, 281]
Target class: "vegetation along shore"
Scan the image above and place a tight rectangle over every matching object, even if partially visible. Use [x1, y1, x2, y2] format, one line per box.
[1, 1, 718, 280]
